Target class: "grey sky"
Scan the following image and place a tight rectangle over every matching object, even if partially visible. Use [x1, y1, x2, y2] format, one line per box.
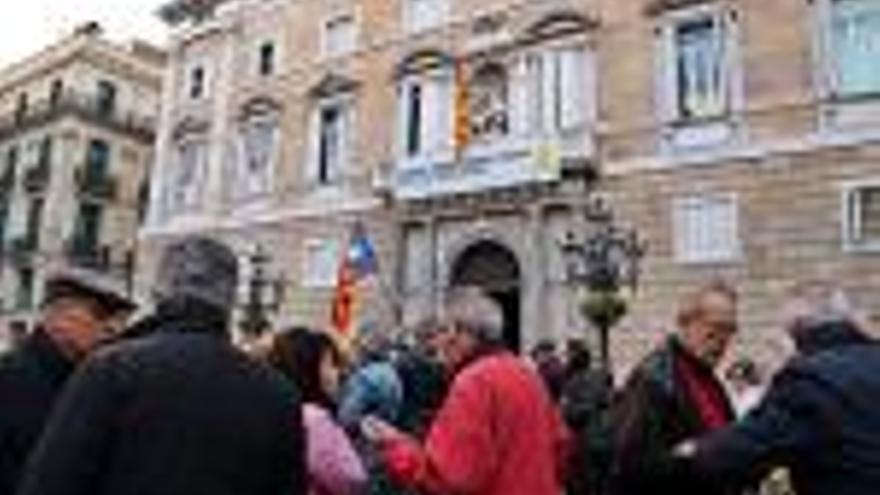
[0, 0, 168, 69]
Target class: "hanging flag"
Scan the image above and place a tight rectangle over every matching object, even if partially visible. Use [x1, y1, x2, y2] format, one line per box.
[330, 222, 379, 336]
[453, 58, 471, 157]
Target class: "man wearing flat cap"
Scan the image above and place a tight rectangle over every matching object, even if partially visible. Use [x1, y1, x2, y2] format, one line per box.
[0, 265, 135, 494]
[18, 236, 306, 495]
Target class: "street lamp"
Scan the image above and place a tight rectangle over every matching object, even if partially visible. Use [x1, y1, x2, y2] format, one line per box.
[559, 194, 646, 384]
[239, 244, 285, 337]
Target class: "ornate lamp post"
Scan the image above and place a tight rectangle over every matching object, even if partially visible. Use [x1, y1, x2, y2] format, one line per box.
[559, 195, 646, 385]
[239, 244, 285, 337]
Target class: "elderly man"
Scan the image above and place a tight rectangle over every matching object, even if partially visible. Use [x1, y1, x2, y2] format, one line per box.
[676, 281, 880, 495]
[0, 266, 135, 494]
[364, 286, 570, 495]
[17, 237, 305, 495]
[611, 280, 739, 495]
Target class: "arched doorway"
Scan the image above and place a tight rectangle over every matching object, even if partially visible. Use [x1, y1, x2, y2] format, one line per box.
[450, 241, 521, 351]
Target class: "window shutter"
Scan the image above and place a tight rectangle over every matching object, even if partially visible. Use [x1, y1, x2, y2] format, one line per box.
[509, 55, 530, 137]
[306, 108, 321, 185]
[436, 73, 455, 152]
[657, 24, 678, 123]
[542, 51, 557, 134]
[560, 48, 586, 130]
[422, 77, 439, 153]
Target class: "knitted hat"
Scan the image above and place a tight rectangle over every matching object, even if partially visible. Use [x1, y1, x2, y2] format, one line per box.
[154, 236, 239, 312]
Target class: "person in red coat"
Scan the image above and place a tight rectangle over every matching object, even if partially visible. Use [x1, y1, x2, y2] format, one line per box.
[363, 286, 570, 495]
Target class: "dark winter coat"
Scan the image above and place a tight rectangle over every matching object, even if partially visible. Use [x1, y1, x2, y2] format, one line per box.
[16, 301, 306, 495]
[611, 336, 735, 495]
[561, 366, 611, 495]
[0, 331, 75, 494]
[689, 321, 880, 495]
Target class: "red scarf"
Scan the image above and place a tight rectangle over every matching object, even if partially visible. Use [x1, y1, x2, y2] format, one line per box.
[676, 351, 732, 431]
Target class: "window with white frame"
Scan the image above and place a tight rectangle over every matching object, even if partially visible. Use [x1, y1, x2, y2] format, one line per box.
[829, 0, 880, 98]
[323, 14, 357, 58]
[470, 62, 510, 141]
[309, 98, 352, 186]
[398, 70, 454, 159]
[302, 239, 340, 288]
[404, 0, 448, 33]
[235, 117, 278, 199]
[169, 139, 206, 211]
[673, 193, 740, 263]
[659, 9, 735, 122]
[525, 46, 589, 135]
[844, 183, 880, 250]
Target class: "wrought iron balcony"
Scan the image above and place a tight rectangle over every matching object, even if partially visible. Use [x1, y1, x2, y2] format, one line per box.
[6, 235, 37, 267]
[0, 90, 156, 143]
[75, 168, 118, 202]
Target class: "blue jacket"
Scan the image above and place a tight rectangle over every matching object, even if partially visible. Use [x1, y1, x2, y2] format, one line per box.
[692, 321, 880, 495]
[338, 360, 403, 431]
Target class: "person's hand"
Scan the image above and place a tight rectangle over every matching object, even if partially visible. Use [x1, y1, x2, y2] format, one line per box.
[360, 416, 405, 445]
[673, 439, 698, 458]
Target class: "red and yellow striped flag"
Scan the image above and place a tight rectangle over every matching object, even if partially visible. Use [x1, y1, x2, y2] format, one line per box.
[453, 58, 471, 157]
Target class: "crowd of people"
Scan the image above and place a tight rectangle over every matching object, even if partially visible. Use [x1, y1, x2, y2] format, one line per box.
[1, 235, 879, 495]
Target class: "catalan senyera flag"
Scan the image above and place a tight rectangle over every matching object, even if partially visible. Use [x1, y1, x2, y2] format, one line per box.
[453, 58, 471, 157]
[330, 223, 379, 337]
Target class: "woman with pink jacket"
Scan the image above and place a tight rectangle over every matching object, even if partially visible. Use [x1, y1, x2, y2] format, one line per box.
[267, 327, 367, 495]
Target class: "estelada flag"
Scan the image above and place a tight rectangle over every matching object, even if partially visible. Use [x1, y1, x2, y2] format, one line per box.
[330, 223, 379, 336]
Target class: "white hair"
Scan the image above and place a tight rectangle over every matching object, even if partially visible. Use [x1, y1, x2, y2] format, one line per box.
[442, 286, 504, 344]
[781, 280, 860, 333]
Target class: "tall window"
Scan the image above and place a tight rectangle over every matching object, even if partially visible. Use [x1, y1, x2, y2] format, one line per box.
[659, 10, 734, 122]
[831, 0, 880, 97]
[49, 79, 64, 108]
[189, 66, 206, 99]
[25, 198, 44, 248]
[15, 268, 34, 311]
[3, 146, 18, 185]
[312, 100, 351, 185]
[171, 140, 206, 210]
[85, 139, 110, 181]
[96, 80, 117, 118]
[259, 42, 276, 76]
[526, 47, 589, 135]
[323, 14, 357, 58]
[37, 136, 53, 170]
[404, 0, 448, 33]
[74, 202, 103, 254]
[399, 72, 453, 158]
[237, 118, 277, 198]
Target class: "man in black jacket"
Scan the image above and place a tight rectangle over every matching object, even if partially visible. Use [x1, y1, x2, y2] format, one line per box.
[17, 237, 306, 495]
[677, 281, 880, 495]
[611, 280, 738, 495]
[0, 266, 135, 495]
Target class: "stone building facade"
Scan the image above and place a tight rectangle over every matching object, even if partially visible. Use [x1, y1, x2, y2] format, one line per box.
[0, 23, 165, 347]
[143, 0, 880, 375]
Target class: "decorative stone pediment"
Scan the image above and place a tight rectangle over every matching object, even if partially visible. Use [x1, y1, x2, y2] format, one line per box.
[309, 72, 360, 99]
[172, 116, 210, 141]
[644, 0, 721, 17]
[394, 49, 455, 79]
[520, 9, 599, 44]
[237, 96, 282, 121]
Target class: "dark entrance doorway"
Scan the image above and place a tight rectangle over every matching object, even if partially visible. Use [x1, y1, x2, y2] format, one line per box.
[450, 241, 521, 351]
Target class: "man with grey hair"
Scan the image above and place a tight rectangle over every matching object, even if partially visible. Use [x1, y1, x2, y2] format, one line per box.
[676, 280, 880, 495]
[363, 286, 570, 495]
[18, 236, 306, 495]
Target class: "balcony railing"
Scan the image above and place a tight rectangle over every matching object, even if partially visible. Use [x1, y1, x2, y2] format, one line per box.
[6, 235, 37, 267]
[75, 168, 118, 202]
[0, 90, 156, 143]
[64, 236, 111, 271]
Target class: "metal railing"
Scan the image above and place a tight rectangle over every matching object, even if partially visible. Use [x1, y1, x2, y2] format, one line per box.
[0, 90, 156, 143]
